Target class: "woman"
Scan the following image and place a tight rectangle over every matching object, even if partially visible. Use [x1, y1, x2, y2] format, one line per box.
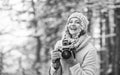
[49, 11, 99, 75]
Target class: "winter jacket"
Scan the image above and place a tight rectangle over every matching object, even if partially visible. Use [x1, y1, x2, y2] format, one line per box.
[49, 35, 100, 75]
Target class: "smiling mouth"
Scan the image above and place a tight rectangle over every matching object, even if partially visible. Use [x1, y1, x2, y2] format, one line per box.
[69, 26, 77, 30]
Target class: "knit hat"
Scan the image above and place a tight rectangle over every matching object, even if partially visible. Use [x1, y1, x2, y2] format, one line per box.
[62, 12, 89, 40]
[67, 12, 89, 31]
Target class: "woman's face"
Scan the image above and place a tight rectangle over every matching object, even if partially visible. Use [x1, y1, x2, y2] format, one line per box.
[67, 17, 83, 36]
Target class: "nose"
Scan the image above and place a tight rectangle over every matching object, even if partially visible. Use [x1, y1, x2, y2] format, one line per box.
[69, 24, 77, 30]
[71, 25, 76, 27]
[70, 22, 76, 26]
[71, 22, 76, 25]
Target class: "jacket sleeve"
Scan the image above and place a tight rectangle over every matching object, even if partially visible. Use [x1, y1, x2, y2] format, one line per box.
[49, 40, 62, 75]
[69, 49, 99, 75]
[49, 63, 56, 75]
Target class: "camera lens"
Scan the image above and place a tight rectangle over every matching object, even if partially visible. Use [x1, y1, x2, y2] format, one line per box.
[62, 50, 71, 59]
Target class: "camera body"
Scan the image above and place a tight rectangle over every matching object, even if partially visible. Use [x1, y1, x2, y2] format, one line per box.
[53, 39, 76, 70]
[61, 39, 76, 59]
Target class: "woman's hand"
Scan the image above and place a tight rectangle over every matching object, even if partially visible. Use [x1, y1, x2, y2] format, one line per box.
[51, 50, 61, 63]
[51, 46, 62, 70]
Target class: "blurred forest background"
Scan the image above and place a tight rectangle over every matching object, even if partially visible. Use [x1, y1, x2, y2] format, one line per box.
[0, 0, 120, 75]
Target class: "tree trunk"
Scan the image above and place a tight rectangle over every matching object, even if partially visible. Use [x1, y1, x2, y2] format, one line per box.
[0, 52, 3, 75]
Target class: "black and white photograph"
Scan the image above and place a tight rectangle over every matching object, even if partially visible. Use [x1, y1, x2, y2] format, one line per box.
[0, 0, 120, 75]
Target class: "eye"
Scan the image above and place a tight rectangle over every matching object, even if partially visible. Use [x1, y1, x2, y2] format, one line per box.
[68, 20, 73, 24]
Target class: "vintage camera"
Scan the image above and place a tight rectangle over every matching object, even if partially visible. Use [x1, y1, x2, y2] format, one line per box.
[60, 39, 76, 59]
[53, 39, 76, 70]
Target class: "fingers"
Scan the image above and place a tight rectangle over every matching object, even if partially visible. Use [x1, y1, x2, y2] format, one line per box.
[51, 50, 61, 63]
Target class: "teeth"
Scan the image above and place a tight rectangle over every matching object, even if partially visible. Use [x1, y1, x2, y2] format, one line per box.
[70, 26, 77, 30]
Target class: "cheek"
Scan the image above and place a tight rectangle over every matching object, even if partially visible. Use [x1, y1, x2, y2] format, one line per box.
[67, 25, 71, 29]
[77, 26, 83, 32]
